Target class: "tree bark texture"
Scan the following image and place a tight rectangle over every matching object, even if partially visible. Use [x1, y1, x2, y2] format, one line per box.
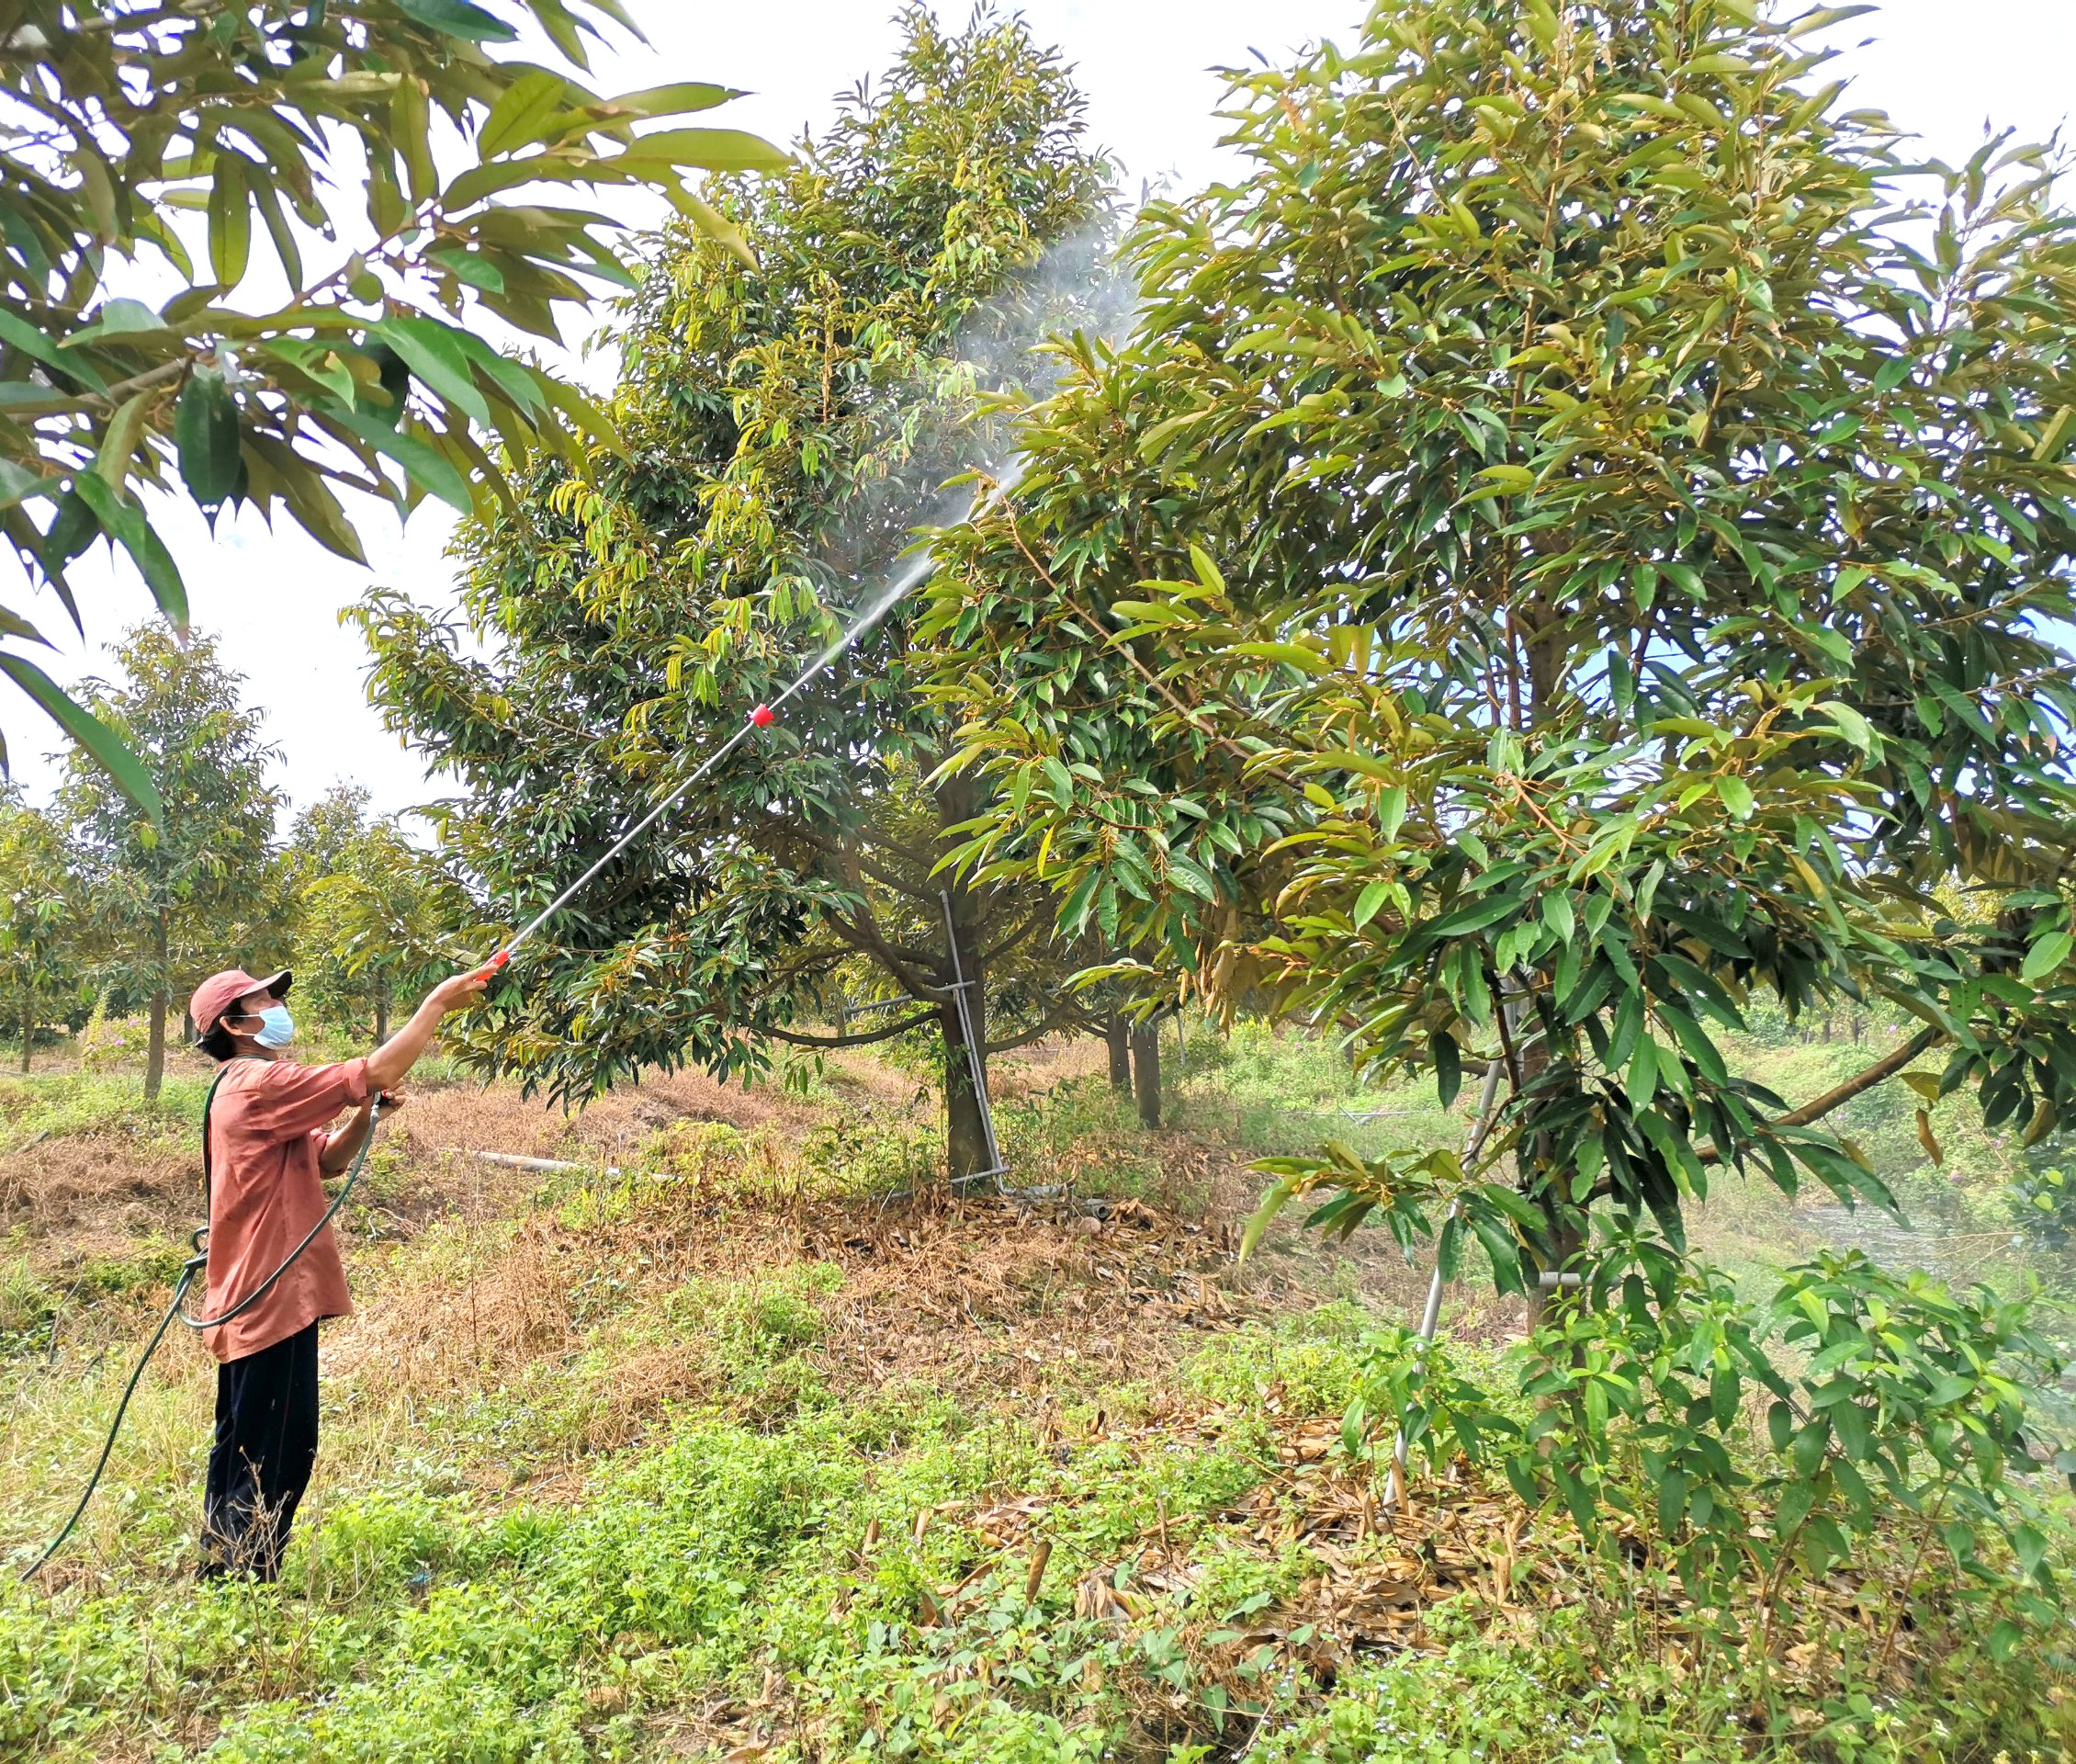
[939, 883, 993, 1182]
[144, 911, 169, 1104]
[1131, 1018, 1161, 1130]
[1105, 1013, 1131, 1093]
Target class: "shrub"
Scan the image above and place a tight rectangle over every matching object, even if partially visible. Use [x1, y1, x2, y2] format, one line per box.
[1351, 1240, 2067, 1655]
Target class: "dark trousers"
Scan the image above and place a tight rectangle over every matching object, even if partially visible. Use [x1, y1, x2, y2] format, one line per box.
[201, 1321, 320, 1581]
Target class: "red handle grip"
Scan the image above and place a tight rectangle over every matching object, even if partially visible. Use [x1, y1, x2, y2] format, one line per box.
[750, 703, 775, 729]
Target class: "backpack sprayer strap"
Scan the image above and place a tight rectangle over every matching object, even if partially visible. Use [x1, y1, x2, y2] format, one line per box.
[192, 1057, 241, 1262]
[181, 1075, 386, 1332]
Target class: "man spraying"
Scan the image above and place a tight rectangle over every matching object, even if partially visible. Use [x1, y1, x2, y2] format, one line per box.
[186, 961, 491, 1580]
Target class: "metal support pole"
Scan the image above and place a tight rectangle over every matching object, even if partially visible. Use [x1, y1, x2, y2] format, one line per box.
[940, 890, 1008, 1190]
[1386, 1056, 1506, 1511]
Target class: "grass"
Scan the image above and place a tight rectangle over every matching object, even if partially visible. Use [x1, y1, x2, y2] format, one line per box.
[0, 1066, 212, 1155]
[0, 1023, 2070, 1759]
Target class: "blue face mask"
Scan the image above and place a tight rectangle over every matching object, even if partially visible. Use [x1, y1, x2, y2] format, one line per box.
[252, 1003, 295, 1049]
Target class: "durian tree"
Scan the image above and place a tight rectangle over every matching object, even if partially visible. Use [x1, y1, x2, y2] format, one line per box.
[922, 0, 2076, 1293]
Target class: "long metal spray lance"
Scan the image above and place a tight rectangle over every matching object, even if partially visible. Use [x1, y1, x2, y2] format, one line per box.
[17, 469, 1027, 1583]
[484, 463, 1026, 972]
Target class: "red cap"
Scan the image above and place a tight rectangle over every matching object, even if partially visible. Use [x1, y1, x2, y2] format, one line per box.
[189, 967, 291, 1038]
[749, 704, 775, 728]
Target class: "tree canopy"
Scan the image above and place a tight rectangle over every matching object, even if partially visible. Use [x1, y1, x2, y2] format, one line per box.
[922, 0, 2076, 1289]
[60, 621, 283, 1098]
[355, 6, 1118, 1171]
[0, 0, 784, 810]
[0, 784, 82, 1071]
[285, 782, 463, 1039]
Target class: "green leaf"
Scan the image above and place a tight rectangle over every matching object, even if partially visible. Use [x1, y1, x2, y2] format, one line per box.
[393, 0, 519, 42]
[449, 331, 548, 418]
[1432, 1032, 1461, 1109]
[431, 248, 507, 293]
[95, 388, 156, 492]
[249, 175, 304, 290]
[0, 309, 107, 392]
[478, 70, 569, 159]
[0, 459, 57, 510]
[610, 82, 741, 119]
[1716, 774, 1754, 820]
[208, 156, 252, 288]
[0, 652, 161, 825]
[360, 344, 413, 429]
[1239, 1173, 1303, 1261]
[2021, 930, 2072, 984]
[1629, 1036, 1660, 1110]
[69, 471, 188, 631]
[615, 128, 791, 175]
[0, 604, 51, 648]
[39, 488, 98, 589]
[372, 317, 492, 426]
[1816, 701, 1874, 754]
[676, 189, 758, 272]
[1423, 892, 1519, 940]
[319, 406, 473, 513]
[60, 298, 169, 348]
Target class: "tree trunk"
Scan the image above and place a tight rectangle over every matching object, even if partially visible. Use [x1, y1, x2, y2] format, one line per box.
[1105, 1013, 1131, 1093]
[939, 885, 993, 1182]
[18, 996, 30, 1075]
[145, 991, 166, 1102]
[1131, 1018, 1161, 1129]
[375, 978, 390, 1044]
[144, 910, 168, 1103]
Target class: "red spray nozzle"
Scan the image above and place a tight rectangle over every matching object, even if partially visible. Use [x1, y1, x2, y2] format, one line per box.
[749, 704, 775, 729]
[482, 950, 510, 975]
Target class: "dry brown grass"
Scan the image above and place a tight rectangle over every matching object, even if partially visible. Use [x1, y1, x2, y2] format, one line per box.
[316, 1075, 1493, 1497]
[0, 1136, 194, 1252]
[3, 1041, 1522, 1518]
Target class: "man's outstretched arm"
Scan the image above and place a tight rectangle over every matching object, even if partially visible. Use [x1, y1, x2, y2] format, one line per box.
[364, 967, 494, 1094]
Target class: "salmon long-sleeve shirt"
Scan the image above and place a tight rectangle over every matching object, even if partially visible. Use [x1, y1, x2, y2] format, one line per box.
[200, 1055, 368, 1362]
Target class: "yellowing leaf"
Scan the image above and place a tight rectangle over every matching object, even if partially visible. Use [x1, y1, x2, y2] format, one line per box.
[1915, 1109, 1944, 1166]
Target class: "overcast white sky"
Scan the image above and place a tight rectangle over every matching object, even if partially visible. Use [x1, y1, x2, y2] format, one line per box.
[15, 0, 2073, 824]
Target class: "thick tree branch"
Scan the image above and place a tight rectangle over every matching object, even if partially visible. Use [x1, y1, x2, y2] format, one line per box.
[766, 1011, 937, 1049]
[1700, 1023, 1947, 1167]
[986, 1001, 1096, 1053]
[785, 821, 938, 905]
[839, 900, 941, 1001]
[1775, 1023, 1948, 1129]
[977, 906, 1047, 967]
